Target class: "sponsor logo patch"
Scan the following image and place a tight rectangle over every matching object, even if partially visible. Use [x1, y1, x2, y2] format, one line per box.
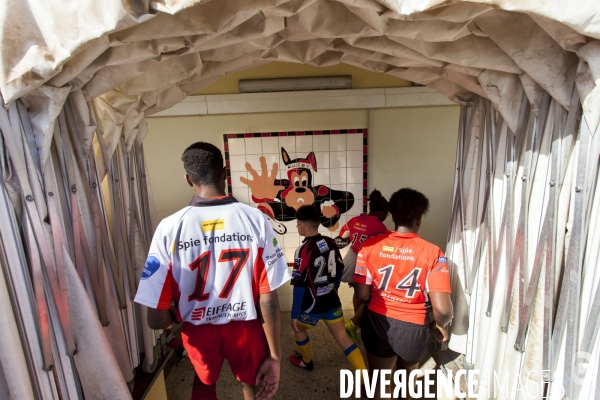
[141, 255, 161, 280]
[437, 256, 447, 263]
[382, 246, 395, 252]
[191, 302, 247, 322]
[433, 265, 449, 273]
[191, 307, 206, 320]
[317, 239, 329, 254]
[201, 219, 225, 232]
[316, 283, 334, 296]
[299, 313, 318, 325]
[272, 237, 278, 247]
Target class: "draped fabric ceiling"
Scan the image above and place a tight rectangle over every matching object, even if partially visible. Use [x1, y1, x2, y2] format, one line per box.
[1, 1, 600, 398]
[1, 0, 600, 178]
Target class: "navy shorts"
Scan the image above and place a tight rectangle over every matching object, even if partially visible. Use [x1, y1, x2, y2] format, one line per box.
[297, 306, 344, 328]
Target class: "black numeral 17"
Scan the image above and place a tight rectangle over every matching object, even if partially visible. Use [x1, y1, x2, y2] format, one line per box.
[188, 248, 250, 302]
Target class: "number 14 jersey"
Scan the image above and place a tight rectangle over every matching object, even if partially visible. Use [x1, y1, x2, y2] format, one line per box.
[134, 196, 291, 325]
[353, 231, 451, 325]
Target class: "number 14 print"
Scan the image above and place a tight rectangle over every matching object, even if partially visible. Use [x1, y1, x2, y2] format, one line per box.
[377, 265, 422, 298]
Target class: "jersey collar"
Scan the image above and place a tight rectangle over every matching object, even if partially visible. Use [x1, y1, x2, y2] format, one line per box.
[189, 195, 239, 207]
[302, 233, 323, 242]
[390, 231, 419, 239]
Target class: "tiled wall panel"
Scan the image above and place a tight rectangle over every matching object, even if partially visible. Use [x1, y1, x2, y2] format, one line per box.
[224, 129, 368, 264]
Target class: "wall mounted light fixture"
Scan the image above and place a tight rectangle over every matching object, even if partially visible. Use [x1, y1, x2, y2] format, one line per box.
[239, 75, 352, 93]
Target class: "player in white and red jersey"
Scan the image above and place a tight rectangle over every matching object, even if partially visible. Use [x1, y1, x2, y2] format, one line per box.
[134, 142, 291, 400]
[336, 190, 388, 343]
[353, 188, 453, 396]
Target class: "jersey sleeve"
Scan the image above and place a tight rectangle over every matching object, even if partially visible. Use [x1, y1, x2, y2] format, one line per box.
[256, 216, 291, 294]
[339, 219, 351, 238]
[426, 250, 452, 293]
[290, 245, 310, 287]
[134, 221, 175, 310]
[353, 244, 374, 285]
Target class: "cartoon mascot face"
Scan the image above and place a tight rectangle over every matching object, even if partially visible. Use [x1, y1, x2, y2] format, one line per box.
[240, 145, 355, 234]
[281, 148, 316, 210]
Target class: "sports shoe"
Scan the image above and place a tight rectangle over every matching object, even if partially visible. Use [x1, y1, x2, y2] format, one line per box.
[345, 320, 360, 344]
[289, 350, 314, 371]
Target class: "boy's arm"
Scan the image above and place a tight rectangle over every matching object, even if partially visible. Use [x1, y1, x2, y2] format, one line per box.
[147, 304, 178, 330]
[255, 291, 282, 400]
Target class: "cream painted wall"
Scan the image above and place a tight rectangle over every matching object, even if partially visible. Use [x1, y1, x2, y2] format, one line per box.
[144, 106, 458, 310]
[369, 107, 459, 249]
[195, 62, 411, 95]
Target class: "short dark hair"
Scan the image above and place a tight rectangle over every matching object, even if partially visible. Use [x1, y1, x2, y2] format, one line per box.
[388, 188, 430, 227]
[368, 189, 388, 212]
[295, 205, 320, 229]
[181, 142, 224, 186]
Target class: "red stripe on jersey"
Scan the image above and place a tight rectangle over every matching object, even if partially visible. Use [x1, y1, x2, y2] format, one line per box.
[252, 247, 270, 301]
[157, 262, 175, 309]
[339, 224, 349, 237]
[299, 241, 319, 299]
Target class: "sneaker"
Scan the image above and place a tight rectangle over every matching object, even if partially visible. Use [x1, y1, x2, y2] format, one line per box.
[345, 320, 360, 344]
[289, 350, 314, 371]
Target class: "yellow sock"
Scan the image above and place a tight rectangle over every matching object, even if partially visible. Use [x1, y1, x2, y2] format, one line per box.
[344, 344, 366, 371]
[296, 337, 312, 363]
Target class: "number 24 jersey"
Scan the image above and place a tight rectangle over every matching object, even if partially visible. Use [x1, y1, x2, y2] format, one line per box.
[134, 197, 291, 325]
[353, 231, 451, 325]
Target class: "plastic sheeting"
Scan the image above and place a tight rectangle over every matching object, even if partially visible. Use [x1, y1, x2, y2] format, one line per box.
[0, 1, 599, 169]
[1, 1, 600, 399]
[446, 94, 600, 399]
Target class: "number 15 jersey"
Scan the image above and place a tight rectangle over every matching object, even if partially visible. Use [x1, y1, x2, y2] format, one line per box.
[134, 196, 291, 325]
[353, 232, 451, 325]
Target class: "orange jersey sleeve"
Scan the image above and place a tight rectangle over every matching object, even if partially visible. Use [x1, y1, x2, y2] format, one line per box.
[426, 251, 451, 293]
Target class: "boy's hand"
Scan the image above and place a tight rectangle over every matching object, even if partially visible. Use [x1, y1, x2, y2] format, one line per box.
[290, 318, 301, 333]
[255, 355, 281, 400]
[431, 322, 449, 342]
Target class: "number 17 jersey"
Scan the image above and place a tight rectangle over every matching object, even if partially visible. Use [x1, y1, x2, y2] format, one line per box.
[134, 196, 291, 325]
[353, 231, 451, 325]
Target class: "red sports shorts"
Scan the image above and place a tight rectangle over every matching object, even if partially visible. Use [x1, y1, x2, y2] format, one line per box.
[181, 319, 268, 385]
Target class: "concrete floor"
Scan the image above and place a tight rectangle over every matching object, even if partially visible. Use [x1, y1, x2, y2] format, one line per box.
[163, 310, 438, 400]
[164, 310, 368, 399]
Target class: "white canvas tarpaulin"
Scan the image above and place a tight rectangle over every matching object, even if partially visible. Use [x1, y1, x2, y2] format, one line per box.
[1, 0, 600, 399]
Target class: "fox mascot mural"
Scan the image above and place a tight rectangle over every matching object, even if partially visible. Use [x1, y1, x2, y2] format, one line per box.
[240, 148, 354, 234]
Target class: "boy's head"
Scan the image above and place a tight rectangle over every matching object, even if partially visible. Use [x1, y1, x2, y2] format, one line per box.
[388, 187, 430, 230]
[367, 189, 388, 222]
[295, 205, 321, 237]
[181, 142, 225, 188]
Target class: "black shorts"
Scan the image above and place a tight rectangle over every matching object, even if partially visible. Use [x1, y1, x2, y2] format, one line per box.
[361, 308, 431, 365]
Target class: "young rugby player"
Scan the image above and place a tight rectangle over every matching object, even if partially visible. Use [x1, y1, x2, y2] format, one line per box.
[134, 142, 291, 400]
[289, 205, 367, 376]
[337, 189, 388, 343]
[354, 188, 453, 399]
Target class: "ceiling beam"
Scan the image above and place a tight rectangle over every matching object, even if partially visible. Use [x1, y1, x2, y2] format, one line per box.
[149, 86, 455, 117]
